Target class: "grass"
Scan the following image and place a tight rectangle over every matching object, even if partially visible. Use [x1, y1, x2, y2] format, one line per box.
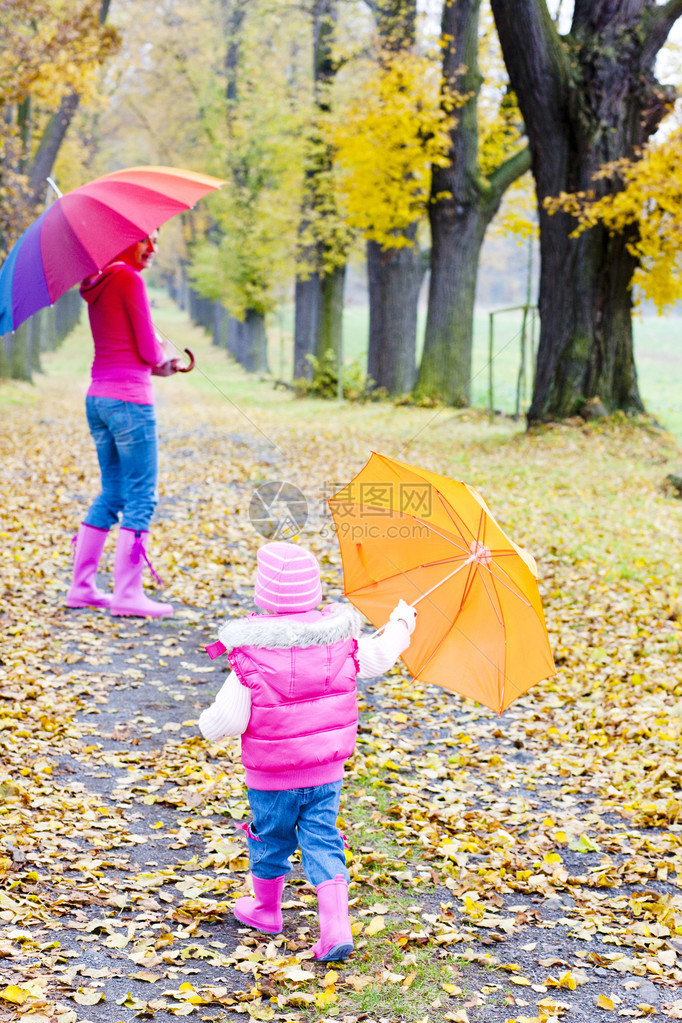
[354, 947, 461, 1018]
[270, 296, 682, 440]
[631, 312, 682, 440]
[5, 295, 679, 603]
[4, 289, 679, 444]
[295, 913, 470, 1021]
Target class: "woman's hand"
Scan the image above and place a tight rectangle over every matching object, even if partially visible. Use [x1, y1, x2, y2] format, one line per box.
[151, 359, 181, 377]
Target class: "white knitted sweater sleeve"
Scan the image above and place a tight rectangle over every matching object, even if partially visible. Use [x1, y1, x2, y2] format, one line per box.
[356, 620, 411, 679]
[198, 671, 252, 742]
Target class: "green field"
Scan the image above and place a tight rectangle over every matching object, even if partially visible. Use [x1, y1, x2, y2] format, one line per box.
[3, 290, 678, 441]
[267, 300, 681, 440]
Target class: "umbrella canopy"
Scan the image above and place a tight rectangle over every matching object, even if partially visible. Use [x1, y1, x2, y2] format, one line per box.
[328, 452, 556, 713]
[0, 165, 225, 334]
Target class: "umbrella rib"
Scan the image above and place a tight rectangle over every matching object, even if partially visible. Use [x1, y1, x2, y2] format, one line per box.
[408, 516, 470, 554]
[333, 498, 474, 556]
[436, 491, 477, 545]
[411, 591, 502, 682]
[474, 563, 505, 626]
[481, 562, 533, 607]
[457, 513, 506, 627]
[460, 512, 505, 626]
[476, 506, 533, 609]
[475, 563, 536, 711]
[411, 555, 476, 606]
[349, 557, 470, 603]
[480, 565, 513, 714]
[420, 553, 472, 569]
[411, 566, 513, 712]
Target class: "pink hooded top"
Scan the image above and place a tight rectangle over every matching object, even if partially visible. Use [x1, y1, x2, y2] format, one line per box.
[223, 605, 364, 791]
[80, 260, 166, 405]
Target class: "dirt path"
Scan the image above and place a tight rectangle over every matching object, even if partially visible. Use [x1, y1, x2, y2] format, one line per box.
[3, 594, 680, 1023]
[2, 320, 682, 1023]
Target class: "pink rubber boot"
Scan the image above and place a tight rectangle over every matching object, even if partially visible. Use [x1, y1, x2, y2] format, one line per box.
[110, 528, 173, 618]
[311, 875, 353, 961]
[66, 523, 111, 609]
[233, 874, 285, 934]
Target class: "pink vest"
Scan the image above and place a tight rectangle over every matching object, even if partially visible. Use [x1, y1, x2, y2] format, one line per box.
[228, 608, 360, 791]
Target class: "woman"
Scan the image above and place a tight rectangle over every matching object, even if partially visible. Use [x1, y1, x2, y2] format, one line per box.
[66, 231, 179, 617]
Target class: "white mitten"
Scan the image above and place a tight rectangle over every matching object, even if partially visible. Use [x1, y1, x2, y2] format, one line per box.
[389, 599, 417, 635]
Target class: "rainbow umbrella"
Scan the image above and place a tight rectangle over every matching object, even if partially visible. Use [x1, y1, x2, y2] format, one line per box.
[0, 165, 225, 334]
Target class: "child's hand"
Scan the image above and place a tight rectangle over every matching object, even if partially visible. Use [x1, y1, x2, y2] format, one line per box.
[389, 599, 417, 635]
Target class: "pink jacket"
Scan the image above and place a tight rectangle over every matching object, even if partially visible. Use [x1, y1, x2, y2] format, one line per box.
[81, 260, 166, 405]
[224, 605, 364, 791]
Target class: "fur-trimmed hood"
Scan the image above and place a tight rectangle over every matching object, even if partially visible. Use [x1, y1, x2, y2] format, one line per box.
[217, 603, 364, 651]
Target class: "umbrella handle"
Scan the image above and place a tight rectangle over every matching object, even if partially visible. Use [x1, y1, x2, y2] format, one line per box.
[177, 348, 195, 373]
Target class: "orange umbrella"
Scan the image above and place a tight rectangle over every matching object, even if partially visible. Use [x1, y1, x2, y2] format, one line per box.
[328, 452, 556, 713]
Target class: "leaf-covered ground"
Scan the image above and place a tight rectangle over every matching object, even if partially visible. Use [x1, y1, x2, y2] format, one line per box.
[1, 306, 682, 1023]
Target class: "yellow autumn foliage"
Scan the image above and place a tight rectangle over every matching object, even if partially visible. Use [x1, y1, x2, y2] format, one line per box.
[189, 1, 307, 316]
[545, 128, 682, 312]
[0, 0, 119, 109]
[0, 0, 120, 259]
[325, 48, 457, 248]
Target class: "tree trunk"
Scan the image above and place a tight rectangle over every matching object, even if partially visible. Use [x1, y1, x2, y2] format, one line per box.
[10, 322, 32, 381]
[240, 309, 269, 373]
[54, 289, 81, 344]
[417, 0, 530, 405]
[213, 302, 228, 348]
[0, 333, 11, 378]
[316, 265, 345, 362]
[293, 0, 345, 379]
[294, 273, 321, 379]
[189, 289, 213, 331]
[367, 235, 421, 394]
[419, 210, 487, 404]
[364, 0, 422, 396]
[28, 0, 112, 203]
[533, 203, 641, 417]
[490, 0, 681, 422]
[175, 264, 189, 311]
[37, 305, 54, 362]
[227, 315, 245, 362]
[28, 93, 81, 204]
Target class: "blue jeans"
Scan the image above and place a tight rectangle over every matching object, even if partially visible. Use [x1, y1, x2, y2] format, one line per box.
[244, 781, 349, 886]
[84, 396, 158, 532]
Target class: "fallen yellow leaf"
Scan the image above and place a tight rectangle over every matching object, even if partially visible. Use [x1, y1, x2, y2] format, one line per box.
[0, 986, 31, 1005]
[73, 989, 105, 1006]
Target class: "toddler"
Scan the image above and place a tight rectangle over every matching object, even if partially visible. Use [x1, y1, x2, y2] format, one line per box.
[198, 540, 416, 961]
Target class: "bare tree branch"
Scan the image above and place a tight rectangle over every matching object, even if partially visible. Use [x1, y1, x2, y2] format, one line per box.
[490, 0, 571, 148]
[643, 0, 682, 64]
[487, 144, 532, 198]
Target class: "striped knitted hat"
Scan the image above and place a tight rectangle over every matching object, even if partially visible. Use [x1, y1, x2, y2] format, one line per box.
[254, 542, 322, 613]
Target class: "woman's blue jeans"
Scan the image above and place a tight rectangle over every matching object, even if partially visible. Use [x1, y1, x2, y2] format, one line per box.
[244, 781, 349, 886]
[84, 396, 158, 533]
